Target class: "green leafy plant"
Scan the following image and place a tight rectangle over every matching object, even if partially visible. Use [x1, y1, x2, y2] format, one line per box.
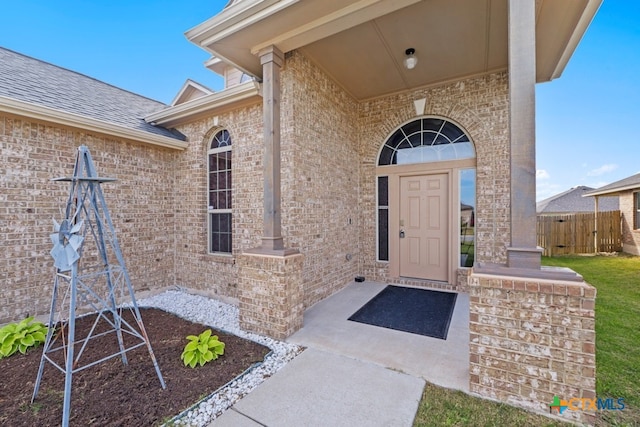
[180, 329, 225, 368]
[0, 316, 48, 359]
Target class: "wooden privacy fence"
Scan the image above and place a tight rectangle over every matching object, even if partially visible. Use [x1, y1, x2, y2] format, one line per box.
[537, 210, 622, 256]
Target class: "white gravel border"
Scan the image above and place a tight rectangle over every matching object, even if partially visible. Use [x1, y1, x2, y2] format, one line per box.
[133, 290, 303, 426]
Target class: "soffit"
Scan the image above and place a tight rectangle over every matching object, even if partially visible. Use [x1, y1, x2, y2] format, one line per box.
[188, 0, 601, 101]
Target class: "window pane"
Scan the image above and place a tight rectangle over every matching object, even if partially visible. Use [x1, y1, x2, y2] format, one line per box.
[441, 121, 464, 141]
[378, 146, 394, 166]
[219, 233, 231, 253]
[460, 169, 476, 267]
[218, 192, 227, 210]
[209, 191, 217, 209]
[209, 172, 218, 190]
[422, 118, 443, 133]
[377, 176, 388, 207]
[401, 120, 421, 136]
[217, 152, 227, 170]
[635, 193, 640, 229]
[378, 208, 389, 261]
[210, 213, 232, 253]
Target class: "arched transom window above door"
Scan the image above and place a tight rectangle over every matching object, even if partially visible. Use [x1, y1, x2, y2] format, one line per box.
[378, 118, 474, 166]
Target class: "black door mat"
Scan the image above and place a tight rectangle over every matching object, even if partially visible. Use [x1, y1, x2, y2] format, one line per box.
[348, 285, 457, 339]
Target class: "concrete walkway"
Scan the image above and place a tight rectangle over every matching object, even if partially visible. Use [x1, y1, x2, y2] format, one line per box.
[211, 281, 469, 427]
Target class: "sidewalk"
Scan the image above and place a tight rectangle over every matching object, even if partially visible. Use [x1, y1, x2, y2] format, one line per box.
[211, 348, 425, 426]
[210, 281, 469, 426]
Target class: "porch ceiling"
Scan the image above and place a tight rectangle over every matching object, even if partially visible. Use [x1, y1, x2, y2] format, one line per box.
[186, 0, 601, 101]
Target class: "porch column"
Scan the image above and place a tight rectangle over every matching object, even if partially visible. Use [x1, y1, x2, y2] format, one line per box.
[257, 45, 292, 253]
[239, 45, 303, 340]
[506, 0, 542, 269]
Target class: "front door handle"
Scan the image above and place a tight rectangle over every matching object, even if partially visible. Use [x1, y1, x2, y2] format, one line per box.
[399, 229, 405, 238]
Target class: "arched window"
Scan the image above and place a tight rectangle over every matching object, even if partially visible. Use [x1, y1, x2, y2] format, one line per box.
[208, 129, 232, 254]
[378, 118, 474, 166]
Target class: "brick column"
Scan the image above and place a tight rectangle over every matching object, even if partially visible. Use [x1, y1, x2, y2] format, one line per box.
[238, 253, 304, 340]
[469, 273, 597, 425]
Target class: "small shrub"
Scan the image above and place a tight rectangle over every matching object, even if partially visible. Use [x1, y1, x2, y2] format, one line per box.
[0, 317, 48, 359]
[180, 329, 225, 368]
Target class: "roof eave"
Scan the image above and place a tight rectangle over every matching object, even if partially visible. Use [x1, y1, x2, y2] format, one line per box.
[0, 96, 188, 150]
[546, 0, 603, 81]
[185, 0, 299, 47]
[584, 184, 640, 197]
[145, 80, 261, 127]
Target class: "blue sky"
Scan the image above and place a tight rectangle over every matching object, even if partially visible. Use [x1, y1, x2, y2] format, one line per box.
[1, 1, 637, 201]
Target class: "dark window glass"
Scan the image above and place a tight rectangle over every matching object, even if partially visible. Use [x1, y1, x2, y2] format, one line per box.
[378, 176, 388, 206]
[422, 118, 443, 133]
[441, 121, 464, 141]
[210, 213, 232, 253]
[377, 176, 389, 261]
[402, 119, 421, 136]
[378, 146, 394, 166]
[378, 208, 389, 261]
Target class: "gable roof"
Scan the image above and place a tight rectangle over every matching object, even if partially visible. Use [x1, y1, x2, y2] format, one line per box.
[0, 47, 186, 147]
[537, 186, 618, 214]
[170, 79, 215, 106]
[584, 172, 640, 197]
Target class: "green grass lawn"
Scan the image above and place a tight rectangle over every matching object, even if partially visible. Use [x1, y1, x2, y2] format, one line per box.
[413, 253, 640, 427]
[543, 254, 640, 426]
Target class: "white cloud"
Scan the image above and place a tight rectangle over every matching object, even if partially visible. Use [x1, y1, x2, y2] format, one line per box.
[536, 169, 550, 180]
[587, 163, 618, 177]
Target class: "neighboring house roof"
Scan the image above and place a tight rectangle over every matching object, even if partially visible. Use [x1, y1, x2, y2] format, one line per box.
[537, 186, 619, 214]
[583, 173, 640, 197]
[0, 47, 186, 147]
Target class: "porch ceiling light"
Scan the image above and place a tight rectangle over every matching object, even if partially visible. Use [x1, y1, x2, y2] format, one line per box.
[404, 48, 418, 70]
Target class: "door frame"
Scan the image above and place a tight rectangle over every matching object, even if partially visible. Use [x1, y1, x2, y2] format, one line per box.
[377, 157, 476, 283]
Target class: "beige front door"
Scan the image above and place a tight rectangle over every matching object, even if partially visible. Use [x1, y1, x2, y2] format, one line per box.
[399, 174, 448, 280]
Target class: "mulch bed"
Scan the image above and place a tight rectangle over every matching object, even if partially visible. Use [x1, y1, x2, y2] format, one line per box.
[0, 308, 270, 426]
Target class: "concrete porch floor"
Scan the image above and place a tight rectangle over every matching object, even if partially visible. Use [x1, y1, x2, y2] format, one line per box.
[287, 281, 470, 392]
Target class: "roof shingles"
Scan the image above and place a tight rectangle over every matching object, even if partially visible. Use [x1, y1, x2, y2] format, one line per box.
[0, 47, 185, 141]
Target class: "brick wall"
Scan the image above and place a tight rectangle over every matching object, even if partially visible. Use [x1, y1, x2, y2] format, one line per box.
[619, 191, 640, 255]
[469, 273, 597, 425]
[173, 105, 264, 301]
[0, 114, 177, 324]
[358, 72, 511, 282]
[280, 52, 361, 308]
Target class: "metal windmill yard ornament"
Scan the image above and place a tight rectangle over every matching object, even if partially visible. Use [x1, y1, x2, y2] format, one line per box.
[32, 145, 165, 427]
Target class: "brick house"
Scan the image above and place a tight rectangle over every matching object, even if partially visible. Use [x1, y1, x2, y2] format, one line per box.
[1, 0, 602, 423]
[585, 173, 640, 255]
